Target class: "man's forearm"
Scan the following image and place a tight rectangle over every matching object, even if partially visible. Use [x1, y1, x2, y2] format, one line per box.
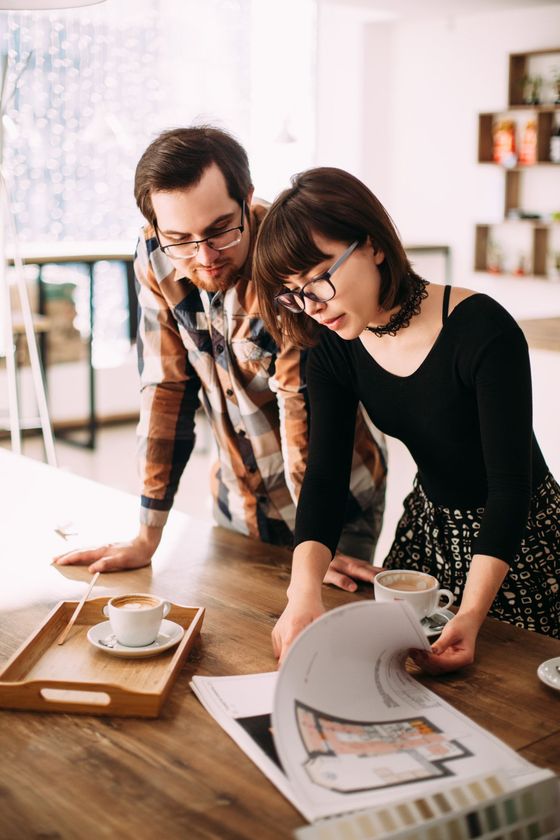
[137, 522, 164, 556]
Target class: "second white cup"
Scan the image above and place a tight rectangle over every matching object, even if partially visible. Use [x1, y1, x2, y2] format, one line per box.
[374, 569, 455, 621]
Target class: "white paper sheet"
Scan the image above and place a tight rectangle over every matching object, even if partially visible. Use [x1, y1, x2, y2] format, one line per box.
[191, 601, 550, 823]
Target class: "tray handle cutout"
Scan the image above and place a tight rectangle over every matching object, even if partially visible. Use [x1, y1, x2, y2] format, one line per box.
[41, 688, 111, 706]
[0, 679, 141, 715]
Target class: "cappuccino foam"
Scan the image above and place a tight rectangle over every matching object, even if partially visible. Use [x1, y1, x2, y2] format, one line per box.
[111, 595, 160, 611]
[379, 572, 436, 593]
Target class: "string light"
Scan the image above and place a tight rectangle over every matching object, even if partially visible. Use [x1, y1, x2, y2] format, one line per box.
[0, 1, 163, 242]
[0, 0, 254, 368]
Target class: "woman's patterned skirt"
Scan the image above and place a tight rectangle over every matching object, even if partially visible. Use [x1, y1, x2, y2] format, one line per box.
[384, 472, 560, 638]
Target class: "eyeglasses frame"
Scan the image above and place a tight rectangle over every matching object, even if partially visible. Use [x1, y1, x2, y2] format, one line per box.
[156, 200, 246, 258]
[274, 239, 360, 313]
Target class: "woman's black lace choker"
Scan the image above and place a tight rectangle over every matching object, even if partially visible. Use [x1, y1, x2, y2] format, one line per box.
[363, 275, 429, 337]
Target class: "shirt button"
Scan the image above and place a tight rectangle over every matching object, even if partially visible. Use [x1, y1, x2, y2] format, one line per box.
[238, 429, 246, 437]
[216, 344, 224, 354]
[226, 388, 234, 397]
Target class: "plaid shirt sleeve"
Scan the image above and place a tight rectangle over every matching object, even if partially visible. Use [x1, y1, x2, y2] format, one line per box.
[135, 231, 201, 529]
[269, 342, 310, 506]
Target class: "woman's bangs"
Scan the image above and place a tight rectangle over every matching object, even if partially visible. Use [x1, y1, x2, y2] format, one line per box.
[257, 211, 330, 288]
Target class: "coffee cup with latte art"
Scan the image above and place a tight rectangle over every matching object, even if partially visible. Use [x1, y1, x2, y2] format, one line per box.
[373, 570, 455, 621]
[102, 594, 171, 646]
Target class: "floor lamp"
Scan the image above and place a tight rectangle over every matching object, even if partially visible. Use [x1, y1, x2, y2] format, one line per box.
[0, 0, 105, 467]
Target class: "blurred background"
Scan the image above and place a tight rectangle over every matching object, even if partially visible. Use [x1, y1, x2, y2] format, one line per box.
[0, 0, 559, 559]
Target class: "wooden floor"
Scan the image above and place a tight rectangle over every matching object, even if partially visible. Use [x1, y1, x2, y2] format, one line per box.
[518, 317, 560, 352]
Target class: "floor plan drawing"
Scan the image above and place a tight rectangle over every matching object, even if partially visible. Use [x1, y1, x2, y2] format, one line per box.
[296, 702, 471, 793]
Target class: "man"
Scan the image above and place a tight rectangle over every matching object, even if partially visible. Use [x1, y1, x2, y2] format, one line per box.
[55, 126, 386, 590]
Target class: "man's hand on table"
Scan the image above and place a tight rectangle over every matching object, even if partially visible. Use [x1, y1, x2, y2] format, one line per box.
[53, 525, 163, 574]
[323, 552, 383, 592]
[410, 612, 478, 675]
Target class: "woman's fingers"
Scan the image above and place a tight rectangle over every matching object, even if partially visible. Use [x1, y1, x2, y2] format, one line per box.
[271, 629, 281, 659]
[410, 614, 476, 674]
[410, 647, 469, 675]
[430, 621, 460, 655]
[272, 599, 326, 665]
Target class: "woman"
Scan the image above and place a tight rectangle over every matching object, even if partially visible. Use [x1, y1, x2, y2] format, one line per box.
[253, 166, 559, 673]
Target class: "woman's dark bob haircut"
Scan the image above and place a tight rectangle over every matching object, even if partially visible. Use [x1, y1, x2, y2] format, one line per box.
[253, 167, 417, 348]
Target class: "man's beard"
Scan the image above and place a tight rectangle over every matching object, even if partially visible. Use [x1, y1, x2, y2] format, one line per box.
[187, 261, 239, 292]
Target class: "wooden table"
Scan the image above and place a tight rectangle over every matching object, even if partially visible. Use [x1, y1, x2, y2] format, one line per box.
[0, 451, 558, 840]
[518, 317, 560, 353]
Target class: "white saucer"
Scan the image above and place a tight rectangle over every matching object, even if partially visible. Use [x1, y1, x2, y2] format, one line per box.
[87, 619, 184, 658]
[537, 656, 560, 691]
[421, 609, 454, 639]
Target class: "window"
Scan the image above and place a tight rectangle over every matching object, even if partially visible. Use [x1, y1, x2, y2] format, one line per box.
[1, 0, 316, 241]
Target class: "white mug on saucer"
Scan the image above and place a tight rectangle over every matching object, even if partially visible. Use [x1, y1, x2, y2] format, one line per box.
[102, 594, 171, 647]
[374, 570, 455, 621]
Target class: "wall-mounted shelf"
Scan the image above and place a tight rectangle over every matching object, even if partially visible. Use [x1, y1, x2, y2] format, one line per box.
[478, 111, 559, 166]
[474, 222, 557, 276]
[508, 48, 560, 107]
[475, 48, 560, 279]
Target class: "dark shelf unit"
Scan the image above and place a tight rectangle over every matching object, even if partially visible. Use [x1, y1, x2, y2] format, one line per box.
[475, 48, 560, 276]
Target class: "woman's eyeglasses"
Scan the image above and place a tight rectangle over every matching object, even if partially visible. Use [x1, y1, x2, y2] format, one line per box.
[274, 240, 359, 313]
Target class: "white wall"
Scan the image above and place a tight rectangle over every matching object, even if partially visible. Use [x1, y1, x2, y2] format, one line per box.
[389, 5, 560, 282]
[318, 2, 560, 288]
[316, 3, 369, 175]
[248, 0, 317, 201]
[316, 1, 560, 520]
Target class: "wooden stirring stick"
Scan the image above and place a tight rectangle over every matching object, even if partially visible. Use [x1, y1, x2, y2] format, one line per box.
[57, 572, 100, 646]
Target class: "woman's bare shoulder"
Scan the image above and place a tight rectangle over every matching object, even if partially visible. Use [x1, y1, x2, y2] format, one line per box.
[448, 285, 478, 315]
[425, 283, 476, 309]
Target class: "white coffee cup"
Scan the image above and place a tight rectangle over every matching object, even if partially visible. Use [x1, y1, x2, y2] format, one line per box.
[102, 594, 171, 647]
[374, 570, 455, 621]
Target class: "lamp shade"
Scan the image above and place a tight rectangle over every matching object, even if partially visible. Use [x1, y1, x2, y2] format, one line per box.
[0, 1, 105, 8]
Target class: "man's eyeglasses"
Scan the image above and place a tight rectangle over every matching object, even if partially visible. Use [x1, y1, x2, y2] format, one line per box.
[157, 201, 246, 259]
[274, 240, 359, 314]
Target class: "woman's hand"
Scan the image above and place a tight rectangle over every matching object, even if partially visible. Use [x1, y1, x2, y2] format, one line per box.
[324, 553, 383, 591]
[272, 593, 325, 666]
[272, 540, 333, 664]
[410, 612, 480, 675]
[411, 554, 509, 675]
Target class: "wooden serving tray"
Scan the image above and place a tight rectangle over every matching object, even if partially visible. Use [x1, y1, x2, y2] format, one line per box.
[0, 597, 204, 718]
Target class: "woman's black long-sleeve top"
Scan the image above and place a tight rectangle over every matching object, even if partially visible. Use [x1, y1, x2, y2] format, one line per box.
[294, 294, 548, 564]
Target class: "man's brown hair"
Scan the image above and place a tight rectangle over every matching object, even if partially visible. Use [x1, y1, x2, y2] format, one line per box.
[253, 167, 418, 348]
[134, 126, 253, 226]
